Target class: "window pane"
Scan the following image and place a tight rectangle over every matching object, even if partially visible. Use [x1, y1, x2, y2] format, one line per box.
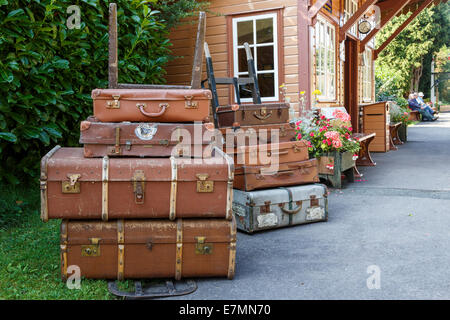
[256, 18, 274, 44]
[237, 20, 254, 45]
[257, 46, 274, 71]
[238, 47, 254, 72]
[238, 76, 253, 99]
[258, 73, 275, 97]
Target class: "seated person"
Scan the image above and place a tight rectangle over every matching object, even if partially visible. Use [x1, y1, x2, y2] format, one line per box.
[416, 92, 435, 115]
[408, 93, 436, 121]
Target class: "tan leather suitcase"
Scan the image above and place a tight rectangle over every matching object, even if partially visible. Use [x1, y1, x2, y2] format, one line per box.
[80, 117, 217, 158]
[60, 217, 237, 281]
[229, 141, 309, 167]
[234, 159, 319, 191]
[92, 89, 212, 123]
[40, 146, 234, 222]
[216, 103, 290, 128]
[220, 122, 297, 146]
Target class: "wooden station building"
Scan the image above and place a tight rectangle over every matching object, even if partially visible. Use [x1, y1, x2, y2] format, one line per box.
[164, 0, 445, 135]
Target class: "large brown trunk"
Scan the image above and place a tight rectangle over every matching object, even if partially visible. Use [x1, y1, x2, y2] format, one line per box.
[40, 147, 234, 221]
[92, 89, 212, 123]
[60, 217, 236, 281]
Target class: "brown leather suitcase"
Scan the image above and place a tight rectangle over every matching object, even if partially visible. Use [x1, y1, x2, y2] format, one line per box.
[60, 217, 237, 281]
[229, 141, 309, 167]
[40, 146, 234, 222]
[216, 103, 290, 128]
[80, 117, 217, 158]
[220, 122, 297, 146]
[234, 159, 319, 191]
[92, 89, 212, 123]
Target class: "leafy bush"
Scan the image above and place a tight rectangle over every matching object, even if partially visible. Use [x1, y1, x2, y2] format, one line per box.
[0, 0, 207, 184]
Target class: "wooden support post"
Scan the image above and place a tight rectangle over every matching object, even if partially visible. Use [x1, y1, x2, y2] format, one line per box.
[360, 0, 413, 52]
[108, 3, 118, 89]
[339, 0, 378, 41]
[298, 0, 312, 109]
[190, 12, 206, 89]
[374, 0, 435, 59]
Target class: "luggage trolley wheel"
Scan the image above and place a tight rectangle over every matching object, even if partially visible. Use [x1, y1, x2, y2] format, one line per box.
[108, 279, 197, 300]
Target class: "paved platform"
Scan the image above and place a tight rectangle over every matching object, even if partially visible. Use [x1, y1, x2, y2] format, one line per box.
[169, 112, 450, 300]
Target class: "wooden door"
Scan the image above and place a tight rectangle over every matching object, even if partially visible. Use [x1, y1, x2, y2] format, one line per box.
[344, 38, 359, 133]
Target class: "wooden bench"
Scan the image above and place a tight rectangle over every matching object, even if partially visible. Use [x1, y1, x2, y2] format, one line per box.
[389, 122, 403, 151]
[408, 110, 421, 121]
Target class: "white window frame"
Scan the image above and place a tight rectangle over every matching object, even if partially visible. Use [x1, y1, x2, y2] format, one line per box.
[362, 49, 373, 102]
[314, 15, 336, 102]
[343, 0, 358, 36]
[232, 13, 279, 102]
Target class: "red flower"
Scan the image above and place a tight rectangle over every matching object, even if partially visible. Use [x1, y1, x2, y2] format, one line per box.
[348, 127, 353, 132]
[310, 132, 315, 137]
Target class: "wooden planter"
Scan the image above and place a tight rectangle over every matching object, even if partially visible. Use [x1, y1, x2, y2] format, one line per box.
[317, 151, 355, 189]
[398, 123, 408, 142]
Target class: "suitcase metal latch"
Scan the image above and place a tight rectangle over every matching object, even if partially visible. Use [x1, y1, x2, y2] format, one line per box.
[195, 236, 213, 255]
[196, 174, 214, 193]
[107, 95, 121, 109]
[81, 238, 101, 257]
[133, 170, 145, 204]
[62, 174, 81, 193]
[185, 96, 198, 109]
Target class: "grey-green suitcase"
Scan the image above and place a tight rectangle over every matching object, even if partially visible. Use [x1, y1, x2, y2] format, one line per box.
[233, 184, 328, 233]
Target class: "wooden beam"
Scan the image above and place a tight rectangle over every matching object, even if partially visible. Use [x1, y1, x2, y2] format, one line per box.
[360, 0, 413, 52]
[374, 0, 435, 59]
[108, 3, 118, 89]
[298, 0, 312, 108]
[339, 0, 378, 40]
[308, 0, 329, 21]
[190, 12, 206, 89]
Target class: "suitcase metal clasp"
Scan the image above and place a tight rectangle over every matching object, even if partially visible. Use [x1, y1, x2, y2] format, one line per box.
[133, 171, 145, 204]
[185, 96, 198, 109]
[81, 238, 101, 257]
[62, 174, 81, 193]
[196, 174, 214, 193]
[195, 236, 213, 255]
[107, 95, 121, 109]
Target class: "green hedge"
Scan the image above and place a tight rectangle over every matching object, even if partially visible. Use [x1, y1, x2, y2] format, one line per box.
[0, 0, 207, 184]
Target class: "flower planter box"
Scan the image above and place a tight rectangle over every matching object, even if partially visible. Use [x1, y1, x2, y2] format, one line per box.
[317, 151, 355, 189]
[398, 123, 408, 142]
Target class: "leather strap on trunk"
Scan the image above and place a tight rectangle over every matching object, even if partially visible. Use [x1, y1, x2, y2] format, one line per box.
[175, 219, 183, 280]
[227, 217, 237, 280]
[60, 220, 68, 281]
[169, 157, 178, 220]
[117, 219, 124, 281]
[102, 156, 109, 221]
[40, 145, 61, 222]
[213, 147, 235, 220]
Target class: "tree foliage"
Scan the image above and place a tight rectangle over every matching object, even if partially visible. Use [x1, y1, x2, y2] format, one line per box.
[0, 0, 208, 184]
[375, 3, 449, 101]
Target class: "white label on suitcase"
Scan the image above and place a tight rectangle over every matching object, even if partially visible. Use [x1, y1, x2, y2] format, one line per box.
[232, 203, 247, 217]
[135, 123, 158, 140]
[257, 213, 278, 228]
[306, 206, 325, 221]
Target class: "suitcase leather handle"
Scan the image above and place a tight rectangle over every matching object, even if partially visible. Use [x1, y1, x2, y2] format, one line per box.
[259, 170, 295, 177]
[137, 103, 168, 118]
[279, 202, 303, 215]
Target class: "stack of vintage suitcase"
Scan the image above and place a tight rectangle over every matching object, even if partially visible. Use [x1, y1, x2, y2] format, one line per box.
[206, 43, 329, 234]
[39, 7, 237, 282]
